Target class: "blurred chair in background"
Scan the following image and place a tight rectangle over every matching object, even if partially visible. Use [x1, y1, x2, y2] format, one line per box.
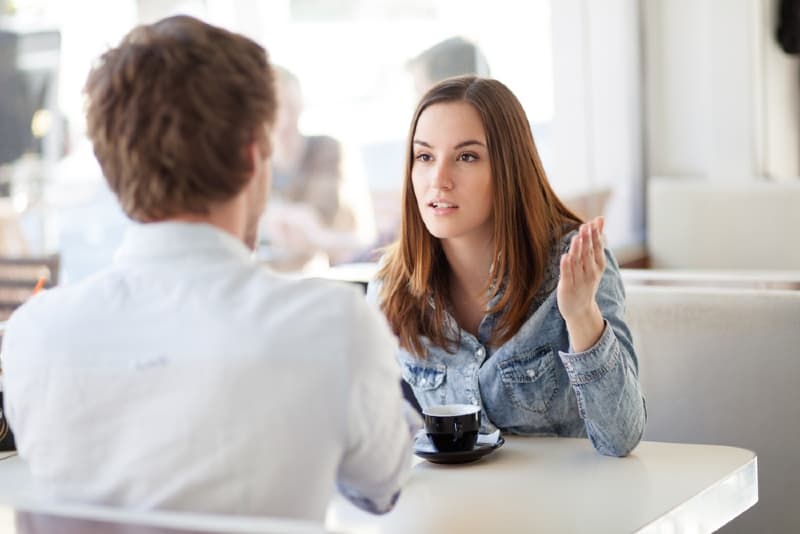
[0, 254, 58, 452]
[560, 186, 612, 221]
[0, 253, 59, 321]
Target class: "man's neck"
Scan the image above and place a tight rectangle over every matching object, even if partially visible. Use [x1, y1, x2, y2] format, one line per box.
[167, 196, 247, 248]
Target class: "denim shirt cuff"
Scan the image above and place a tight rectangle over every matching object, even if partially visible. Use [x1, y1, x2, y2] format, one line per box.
[337, 484, 401, 515]
[557, 320, 618, 385]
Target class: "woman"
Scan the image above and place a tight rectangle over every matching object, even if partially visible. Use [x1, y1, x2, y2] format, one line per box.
[369, 77, 645, 457]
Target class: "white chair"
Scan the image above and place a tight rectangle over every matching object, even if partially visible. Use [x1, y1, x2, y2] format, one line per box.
[0, 455, 328, 533]
[621, 268, 800, 290]
[647, 177, 800, 269]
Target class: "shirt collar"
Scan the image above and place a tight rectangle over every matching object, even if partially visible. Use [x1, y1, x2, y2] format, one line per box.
[114, 221, 253, 266]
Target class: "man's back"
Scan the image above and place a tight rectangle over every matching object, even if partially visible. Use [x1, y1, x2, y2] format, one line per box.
[2, 222, 412, 519]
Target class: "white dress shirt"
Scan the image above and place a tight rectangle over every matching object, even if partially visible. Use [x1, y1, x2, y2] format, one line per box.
[2, 222, 416, 520]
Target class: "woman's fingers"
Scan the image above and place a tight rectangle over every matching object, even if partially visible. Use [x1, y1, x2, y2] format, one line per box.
[560, 252, 572, 287]
[591, 223, 604, 269]
[584, 224, 595, 266]
[579, 224, 595, 278]
[564, 219, 607, 288]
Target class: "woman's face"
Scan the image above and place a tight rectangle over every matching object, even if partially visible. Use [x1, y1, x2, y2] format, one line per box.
[411, 101, 493, 245]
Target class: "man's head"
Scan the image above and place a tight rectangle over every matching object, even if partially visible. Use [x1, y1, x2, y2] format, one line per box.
[407, 37, 490, 97]
[84, 15, 277, 246]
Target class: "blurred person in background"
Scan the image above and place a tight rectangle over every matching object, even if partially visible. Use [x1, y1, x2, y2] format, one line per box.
[260, 66, 376, 271]
[407, 36, 490, 97]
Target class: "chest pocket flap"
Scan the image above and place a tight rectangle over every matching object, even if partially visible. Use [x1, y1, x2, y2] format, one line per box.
[402, 362, 446, 391]
[497, 344, 558, 413]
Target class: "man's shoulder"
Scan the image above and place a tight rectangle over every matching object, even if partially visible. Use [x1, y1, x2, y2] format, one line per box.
[252, 277, 395, 370]
[269, 276, 366, 316]
[1, 270, 116, 360]
[7, 269, 111, 324]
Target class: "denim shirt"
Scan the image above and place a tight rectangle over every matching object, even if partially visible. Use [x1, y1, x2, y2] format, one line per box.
[368, 231, 647, 457]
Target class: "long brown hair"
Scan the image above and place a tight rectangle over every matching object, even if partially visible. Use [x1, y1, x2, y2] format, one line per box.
[377, 76, 581, 357]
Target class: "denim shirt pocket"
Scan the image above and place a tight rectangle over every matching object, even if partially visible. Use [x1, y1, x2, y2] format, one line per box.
[401, 362, 447, 407]
[497, 344, 559, 414]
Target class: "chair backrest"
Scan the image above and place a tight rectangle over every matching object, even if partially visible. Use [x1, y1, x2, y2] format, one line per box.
[0, 254, 60, 285]
[647, 178, 800, 269]
[625, 285, 800, 533]
[561, 186, 613, 220]
[0, 455, 329, 533]
[622, 268, 800, 291]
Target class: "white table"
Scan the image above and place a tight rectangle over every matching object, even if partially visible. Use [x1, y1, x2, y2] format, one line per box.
[326, 437, 757, 534]
[0, 438, 756, 534]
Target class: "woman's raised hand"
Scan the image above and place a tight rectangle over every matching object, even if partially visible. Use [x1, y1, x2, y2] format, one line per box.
[556, 217, 607, 351]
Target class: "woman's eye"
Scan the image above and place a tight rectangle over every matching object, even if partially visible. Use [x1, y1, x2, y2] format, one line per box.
[415, 153, 432, 162]
[458, 153, 478, 162]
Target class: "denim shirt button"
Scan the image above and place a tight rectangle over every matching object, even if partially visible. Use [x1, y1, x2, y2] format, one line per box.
[526, 369, 537, 379]
[475, 346, 485, 358]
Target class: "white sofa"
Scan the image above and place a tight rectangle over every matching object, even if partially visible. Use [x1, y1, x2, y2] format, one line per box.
[621, 268, 800, 290]
[625, 284, 800, 533]
[647, 177, 800, 269]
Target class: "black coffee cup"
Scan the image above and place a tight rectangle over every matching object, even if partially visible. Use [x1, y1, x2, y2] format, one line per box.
[423, 404, 481, 453]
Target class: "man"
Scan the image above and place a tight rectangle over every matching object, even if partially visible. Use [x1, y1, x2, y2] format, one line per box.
[1, 15, 416, 520]
[406, 36, 490, 97]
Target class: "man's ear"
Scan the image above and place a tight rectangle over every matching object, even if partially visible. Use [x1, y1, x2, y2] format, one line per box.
[250, 127, 272, 176]
[248, 138, 271, 200]
[249, 138, 269, 176]
[250, 141, 263, 179]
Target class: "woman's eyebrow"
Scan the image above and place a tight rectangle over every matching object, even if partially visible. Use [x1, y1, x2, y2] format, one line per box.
[412, 139, 486, 149]
[454, 140, 486, 149]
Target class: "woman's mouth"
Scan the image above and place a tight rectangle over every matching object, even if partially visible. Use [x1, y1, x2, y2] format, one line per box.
[428, 200, 458, 215]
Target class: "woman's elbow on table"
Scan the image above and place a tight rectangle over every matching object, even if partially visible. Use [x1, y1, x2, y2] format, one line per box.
[589, 402, 647, 457]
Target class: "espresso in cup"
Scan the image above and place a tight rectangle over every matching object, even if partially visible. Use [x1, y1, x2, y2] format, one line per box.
[423, 404, 481, 453]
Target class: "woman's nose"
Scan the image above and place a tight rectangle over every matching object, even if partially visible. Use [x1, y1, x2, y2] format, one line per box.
[430, 161, 454, 191]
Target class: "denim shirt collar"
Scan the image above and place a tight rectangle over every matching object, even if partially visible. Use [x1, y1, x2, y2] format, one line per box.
[421, 232, 572, 347]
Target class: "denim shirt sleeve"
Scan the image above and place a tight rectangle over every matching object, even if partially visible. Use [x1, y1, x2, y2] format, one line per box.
[557, 248, 646, 457]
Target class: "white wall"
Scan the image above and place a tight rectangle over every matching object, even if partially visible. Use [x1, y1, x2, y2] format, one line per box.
[643, 0, 800, 180]
[551, 0, 645, 248]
